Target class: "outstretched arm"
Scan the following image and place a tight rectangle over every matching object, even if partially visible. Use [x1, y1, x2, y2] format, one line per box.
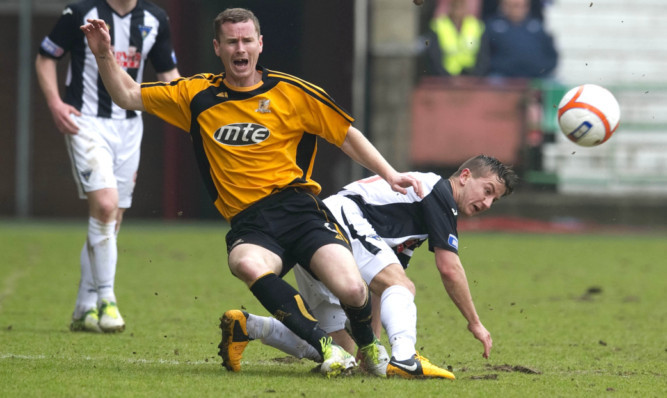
[340, 126, 423, 197]
[434, 247, 492, 359]
[80, 19, 145, 111]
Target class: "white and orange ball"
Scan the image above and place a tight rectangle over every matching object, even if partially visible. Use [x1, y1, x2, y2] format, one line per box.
[557, 84, 621, 147]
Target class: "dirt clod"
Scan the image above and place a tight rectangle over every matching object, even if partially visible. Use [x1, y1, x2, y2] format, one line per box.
[487, 363, 542, 374]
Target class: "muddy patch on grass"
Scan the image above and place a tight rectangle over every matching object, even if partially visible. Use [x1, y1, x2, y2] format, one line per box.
[468, 364, 541, 380]
[470, 374, 498, 380]
[578, 286, 603, 301]
[487, 364, 542, 374]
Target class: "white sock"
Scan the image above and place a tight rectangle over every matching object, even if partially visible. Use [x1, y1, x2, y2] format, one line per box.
[87, 217, 117, 304]
[381, 285, 417, 361]
[247, 314, 321, 361]
[245, 313, 272, 340]
[73, 242, 98, 319]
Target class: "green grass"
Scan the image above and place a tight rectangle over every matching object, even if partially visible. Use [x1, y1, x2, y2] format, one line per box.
[1, 220, 666, 397]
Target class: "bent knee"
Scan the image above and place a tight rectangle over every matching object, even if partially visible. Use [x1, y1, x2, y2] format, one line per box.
[228, 245, 281, 286]
[402, 278, 416, 296]
[372, 266, 416, 296]
[89, 194, 119, 221]
[229, 257, 269, 285]
[337, 281, 368, 307]
[383, 279, 416, 297]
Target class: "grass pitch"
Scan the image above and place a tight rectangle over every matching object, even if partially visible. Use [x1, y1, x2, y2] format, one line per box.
[1, 220, 666, 397]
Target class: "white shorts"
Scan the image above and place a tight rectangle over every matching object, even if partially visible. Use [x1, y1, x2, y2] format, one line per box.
[64, 114, 143, 209]
[293, 195, 400, 333]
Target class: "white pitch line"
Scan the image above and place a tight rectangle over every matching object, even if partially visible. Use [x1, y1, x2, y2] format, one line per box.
[0, 268, 27, 311]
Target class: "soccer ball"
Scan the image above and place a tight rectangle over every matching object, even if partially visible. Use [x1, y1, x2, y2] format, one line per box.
[557, 84, 621, 147]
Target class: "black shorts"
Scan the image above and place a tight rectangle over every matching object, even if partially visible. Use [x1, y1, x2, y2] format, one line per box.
[226, 188, 352, 277]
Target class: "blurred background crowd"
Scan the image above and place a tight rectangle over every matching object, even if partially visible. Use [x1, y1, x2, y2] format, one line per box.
[2, 0, 667, 226]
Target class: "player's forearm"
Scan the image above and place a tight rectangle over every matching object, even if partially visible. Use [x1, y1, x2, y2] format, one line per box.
[435, 252, 483, 326]
[34, 55, 62, 106]
[436, 250, 481, 323]
[94, 49, 144, 111]
[441, 272, 482, 326]
[340, 127, 397, 181]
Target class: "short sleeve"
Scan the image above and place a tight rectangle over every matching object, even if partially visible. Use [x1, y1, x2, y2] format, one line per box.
[422, 179, 459, 254]
[141, 79, 193, 132]
[39, 4, 81, 59]
[147, 10, 177, 73]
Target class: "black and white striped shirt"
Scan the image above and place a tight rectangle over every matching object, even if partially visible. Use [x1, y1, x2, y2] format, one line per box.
[39, 0, 177, 119]
[338, 172, 460, 268]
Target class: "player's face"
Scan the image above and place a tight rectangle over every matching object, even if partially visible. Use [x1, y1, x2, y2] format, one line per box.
[501, 0, 530, 24]
[457, 169, 506, 217]
[213, 20, 263, 86]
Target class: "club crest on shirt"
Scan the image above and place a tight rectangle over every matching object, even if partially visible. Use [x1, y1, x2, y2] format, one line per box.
[138, 25, 153, 39]
[255, 99, 271, 113]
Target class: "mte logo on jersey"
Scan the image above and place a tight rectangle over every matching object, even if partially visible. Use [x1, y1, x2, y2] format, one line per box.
[447, 234, 459, 250]
[214, 123, 270, 146]
[115, 46, 141, 69]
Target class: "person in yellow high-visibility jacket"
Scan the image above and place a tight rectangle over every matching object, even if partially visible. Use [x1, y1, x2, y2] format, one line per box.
[423, 0, 484, 76]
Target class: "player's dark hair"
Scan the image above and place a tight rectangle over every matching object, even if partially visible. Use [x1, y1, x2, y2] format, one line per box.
[214, 8, 261, 39]
[450, 155, 518, 196]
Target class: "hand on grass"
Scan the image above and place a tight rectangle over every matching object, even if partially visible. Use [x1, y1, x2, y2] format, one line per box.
[468, 322, 492, 359]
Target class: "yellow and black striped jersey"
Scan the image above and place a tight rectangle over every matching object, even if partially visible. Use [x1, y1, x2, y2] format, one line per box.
[141, 66, 353, 221]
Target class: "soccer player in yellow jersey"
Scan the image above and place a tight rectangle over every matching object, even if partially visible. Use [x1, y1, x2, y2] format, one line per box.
[81, 8, 422, 377]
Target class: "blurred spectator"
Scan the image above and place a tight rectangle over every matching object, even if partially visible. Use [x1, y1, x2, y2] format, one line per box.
[475, 0, 558, 78]
[422, 0, 484, 76]
[482, 0, 548, 21]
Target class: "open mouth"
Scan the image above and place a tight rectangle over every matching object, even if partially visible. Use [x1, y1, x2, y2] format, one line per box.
[233, 59, 249, 67]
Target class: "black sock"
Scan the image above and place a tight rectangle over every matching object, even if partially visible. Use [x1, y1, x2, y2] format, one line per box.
[341, 286, 375, 347]
[250, 273, 328, 356]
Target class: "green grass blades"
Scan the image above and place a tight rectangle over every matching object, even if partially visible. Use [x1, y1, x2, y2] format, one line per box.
[1, 221, 666, 397]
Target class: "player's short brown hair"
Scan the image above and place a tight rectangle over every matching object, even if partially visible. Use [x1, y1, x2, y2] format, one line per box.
[213, 8, 261, 40]
[451, 155, 519, 196]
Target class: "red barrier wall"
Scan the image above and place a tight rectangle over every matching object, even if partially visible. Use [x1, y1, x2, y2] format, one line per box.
[410, 77, 529, 167]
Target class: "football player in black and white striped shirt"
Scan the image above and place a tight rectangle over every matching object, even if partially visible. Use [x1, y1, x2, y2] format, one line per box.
[35, 0, 180, 334]
[221, 155, 518, 379]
